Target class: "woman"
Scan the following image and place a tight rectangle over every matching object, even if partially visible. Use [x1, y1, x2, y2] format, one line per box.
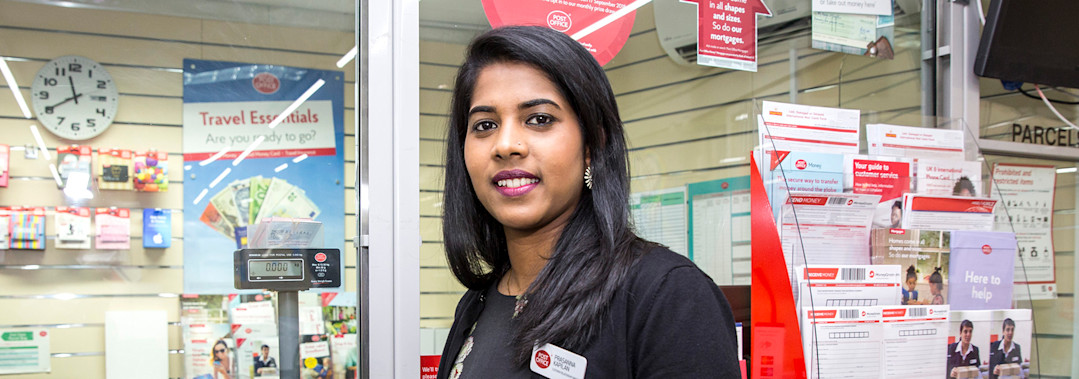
[211, 339, 232, 379]
[437, 26, 740, 378]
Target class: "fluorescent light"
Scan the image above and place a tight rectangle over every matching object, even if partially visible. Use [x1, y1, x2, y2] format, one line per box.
[734, 113, 749, 121]
[30, 124, 51, 160]
[232, 136, 265, 166]
[274, 163, 288, 172]
[53, 293, 78, 301]
[1055, 167, 1076, 174]
[62, 171, 94, 199]
[48, 163, 63, 187]
[336, 46, 358, 68]
[267, 79, 325, 129]
[720, 156, 746, 164]
[22, 265, 40, 270]
[292, 154, 309, 163]
[0, 57, 32, 118]
[158, 293, 178, 298]
[571, 0, 653, 41]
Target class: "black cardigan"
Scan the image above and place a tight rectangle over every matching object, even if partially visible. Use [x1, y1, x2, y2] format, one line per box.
[437, 246, 742, 378]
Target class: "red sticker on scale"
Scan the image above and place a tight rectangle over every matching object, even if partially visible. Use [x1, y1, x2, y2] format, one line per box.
[315, 252, 327, 263]
[480, 0, 638, 66]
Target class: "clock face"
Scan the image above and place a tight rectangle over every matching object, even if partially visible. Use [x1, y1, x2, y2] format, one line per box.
[30, 55, 119, 140]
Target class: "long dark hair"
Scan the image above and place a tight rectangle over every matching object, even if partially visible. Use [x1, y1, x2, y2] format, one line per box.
[442, 25, 645, 363]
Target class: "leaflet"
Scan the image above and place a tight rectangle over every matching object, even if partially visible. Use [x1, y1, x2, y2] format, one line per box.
[989, 309, 1031, 378]
[795, 265, 902, 308]
[844, 155, 913, 228]
[229, 300, 276, 325]
[801, 306, 883, 379]
[758, 101, 861, 154]
[866, 124, 965, 160]
[870, 228, 951, 306]
[232, 323, 279, 379]
[948, 310, 993, 377]
[763, 151, 845, 222]
[915, 159, 983, 197]
[990, 163, 1057, 300]
[0, 328, 50, 375]
[779, 193, 879, 280]
[880, 305, 950, 378]
[948, 231, 1016, 310]
[901, 194, 997, 231]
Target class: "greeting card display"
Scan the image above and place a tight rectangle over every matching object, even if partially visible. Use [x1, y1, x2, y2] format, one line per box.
[56, 145, 92, 190]
[95, 208, 130, 250]
[134, 150, 168, 192]
[143, 208, 172, 248]
[0, 144, 9, 187]
[0, 207, 10, 249]
[54, 206, 92, 249]
[9, 207, 46, 250]
[97, 148, 133, 190]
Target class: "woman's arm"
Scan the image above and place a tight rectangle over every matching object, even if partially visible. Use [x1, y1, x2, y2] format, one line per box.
[632, 266, 741, 378]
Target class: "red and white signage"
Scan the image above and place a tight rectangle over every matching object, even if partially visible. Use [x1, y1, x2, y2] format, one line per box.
[990, 163, 1057, 300]
[480, 0, 638, 66]
[182, 100, 336, 162]
[684, 0, 772, 71]
[796, 265, 901, 308]
[902, 194, 998, 231]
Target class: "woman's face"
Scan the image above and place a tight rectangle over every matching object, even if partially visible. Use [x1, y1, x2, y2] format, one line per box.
[214, 343, 227, 360]
[464, 62, 587, 235]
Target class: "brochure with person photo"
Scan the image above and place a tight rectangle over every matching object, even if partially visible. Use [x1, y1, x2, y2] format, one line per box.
[870, 228, 951, 306]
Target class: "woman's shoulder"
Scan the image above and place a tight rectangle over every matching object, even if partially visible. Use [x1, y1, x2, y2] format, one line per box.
[624, 244, 718, 299]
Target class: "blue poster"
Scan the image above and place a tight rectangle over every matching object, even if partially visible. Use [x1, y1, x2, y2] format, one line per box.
[182, 59, 345, 293]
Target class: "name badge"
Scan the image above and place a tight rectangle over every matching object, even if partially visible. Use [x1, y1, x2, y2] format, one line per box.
[969, 359, 976, 364]
[1012, 357, 1019, 362]
[530, 343, 587, 379]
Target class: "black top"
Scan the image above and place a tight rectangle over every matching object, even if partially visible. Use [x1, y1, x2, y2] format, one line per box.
[457, 283, 530, 378]
[988, 340, 1022, 379]
[946, 342, 981, 379]
[437, 246, 741, 378]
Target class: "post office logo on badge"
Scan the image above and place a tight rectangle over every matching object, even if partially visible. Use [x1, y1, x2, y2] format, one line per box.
[547, 11, 572, 32]
[534, 350, 551, 369]
[253, 72, 280, 94]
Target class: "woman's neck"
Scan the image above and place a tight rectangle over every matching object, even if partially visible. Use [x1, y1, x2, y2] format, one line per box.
[502, 223, 564, 296]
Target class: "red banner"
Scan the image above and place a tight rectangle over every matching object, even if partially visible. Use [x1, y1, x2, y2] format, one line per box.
[684, 0, 772, 71]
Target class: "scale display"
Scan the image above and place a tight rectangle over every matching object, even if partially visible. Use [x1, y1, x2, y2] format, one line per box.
[234, 248, 341, 291]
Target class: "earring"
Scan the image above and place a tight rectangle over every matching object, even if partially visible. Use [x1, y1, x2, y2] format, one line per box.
[584, 167, 593, 190]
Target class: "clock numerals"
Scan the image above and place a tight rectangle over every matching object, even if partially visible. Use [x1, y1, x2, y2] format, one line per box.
[71, 122, 80, 131]
[96, 108, 106, 117]
[44, 106, 54, 114]
[92, 96, 106, 102]
[68, 63, 82, 73]
[43, 77, 58, 86]
[97, 80, 107, 89]
[56, 116, 65, 126]
[32, 56, 117, 140]
[86, 119, 96, 128]
[38, 91, 49, 100]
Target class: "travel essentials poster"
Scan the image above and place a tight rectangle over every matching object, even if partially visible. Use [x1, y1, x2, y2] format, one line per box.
[989, 163, 1057, 300]
[182, 59, 345, 293]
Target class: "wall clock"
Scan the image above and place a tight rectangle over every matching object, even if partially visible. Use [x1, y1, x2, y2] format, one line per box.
[30, 55, 120, 140]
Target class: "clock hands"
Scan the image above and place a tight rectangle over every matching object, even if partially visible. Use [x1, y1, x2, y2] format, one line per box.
[47, 93, 83, 110]
[68, 76, 79, 105]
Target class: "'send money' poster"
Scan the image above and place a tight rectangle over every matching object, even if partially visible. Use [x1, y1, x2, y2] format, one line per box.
[182, 59, 345, 293]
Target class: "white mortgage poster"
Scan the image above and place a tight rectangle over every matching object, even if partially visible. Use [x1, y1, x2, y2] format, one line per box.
[866, 124, 965, 160]
[0, 329, 50, 374]
[630, 187, 687, 256]
[758, 101, 861, 154]
[990, 163, 1057, 300]
[688, 177, 751, 285]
